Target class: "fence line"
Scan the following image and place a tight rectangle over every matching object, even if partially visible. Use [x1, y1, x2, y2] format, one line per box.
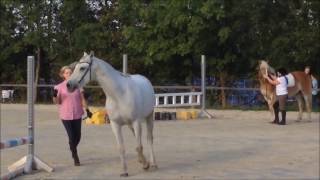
[0, 84, 262, 90]
[2, 84, 318, 92]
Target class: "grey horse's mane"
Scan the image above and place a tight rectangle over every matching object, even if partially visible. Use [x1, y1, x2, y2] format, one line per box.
[68, 53, 93, 70]
[68, 61, 78, 70]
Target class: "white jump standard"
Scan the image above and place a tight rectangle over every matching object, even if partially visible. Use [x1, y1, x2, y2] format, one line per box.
[0, 56, 53, 180]
[152, 55, 213, 118]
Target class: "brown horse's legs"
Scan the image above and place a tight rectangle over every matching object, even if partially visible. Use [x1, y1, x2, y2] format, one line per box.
[267, 100, 275, 122]
[295, 93, 304, 121]
[303, 94, 312, 122]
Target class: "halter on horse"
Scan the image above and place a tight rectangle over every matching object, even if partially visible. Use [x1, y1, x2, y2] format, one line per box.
[67, 51, 157, 177]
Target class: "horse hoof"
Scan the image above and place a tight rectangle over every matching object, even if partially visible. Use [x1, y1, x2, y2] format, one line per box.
[149, 165, 158, 171]
[143, 162, 150, 170]
[120, 173, 129, 177]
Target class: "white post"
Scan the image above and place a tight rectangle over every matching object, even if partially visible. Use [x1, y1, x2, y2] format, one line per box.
[25, 56, 35, 173]
[123, 54, 127, 75]
[3, 57, 54, 180]
[164, 96, 168, 105]
[198, 55, 213, 118]
[197, 94, 201, 104]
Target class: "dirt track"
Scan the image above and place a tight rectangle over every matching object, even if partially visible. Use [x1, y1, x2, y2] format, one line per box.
[1, 104, 319, 179]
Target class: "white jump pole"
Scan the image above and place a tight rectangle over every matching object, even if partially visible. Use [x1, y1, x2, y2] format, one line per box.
[198, 55, 213, 118]
[123, 54, 128, 75]
[25, 55, 35, 173]
[1, 56, 54, 180]
[25, 56, 53, 173]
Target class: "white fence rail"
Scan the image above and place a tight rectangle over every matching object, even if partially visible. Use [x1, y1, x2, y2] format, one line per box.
[155, 92, 202, 108]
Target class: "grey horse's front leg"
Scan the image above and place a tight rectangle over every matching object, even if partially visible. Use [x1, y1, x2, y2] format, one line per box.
[146, 114, 157, 170]
[110, 121, 128, 177]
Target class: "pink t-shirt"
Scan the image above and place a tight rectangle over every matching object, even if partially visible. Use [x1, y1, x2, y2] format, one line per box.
[54, 80, 84, 120]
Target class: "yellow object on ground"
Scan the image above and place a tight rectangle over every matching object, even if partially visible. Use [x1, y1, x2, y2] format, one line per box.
[189, 110, 198, 119]
[85, 108, 109, 125]
[176, 109, 198, 120]
[177, 111, 191, 120]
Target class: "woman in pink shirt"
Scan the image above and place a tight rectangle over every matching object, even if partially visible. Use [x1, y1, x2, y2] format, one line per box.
[53, 66, 92, 166]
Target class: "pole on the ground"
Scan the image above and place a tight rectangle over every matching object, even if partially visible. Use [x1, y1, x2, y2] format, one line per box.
[198, 55, 214, 119]
[123, 54, 127, 75]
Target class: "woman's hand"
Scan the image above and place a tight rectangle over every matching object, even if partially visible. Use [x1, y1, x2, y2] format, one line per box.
[52, 89, 60, 104]
[86, 109, 93, 118]
[53, 89, 58, 97]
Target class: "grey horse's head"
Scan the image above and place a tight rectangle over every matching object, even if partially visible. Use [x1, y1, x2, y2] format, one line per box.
[66, 51, 94, 92]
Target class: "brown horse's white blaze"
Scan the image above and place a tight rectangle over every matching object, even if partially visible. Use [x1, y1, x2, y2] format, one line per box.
[258, 60, 313, 122]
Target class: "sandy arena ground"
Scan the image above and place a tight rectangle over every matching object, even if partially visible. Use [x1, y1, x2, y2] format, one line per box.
[1, 104, 319, 179]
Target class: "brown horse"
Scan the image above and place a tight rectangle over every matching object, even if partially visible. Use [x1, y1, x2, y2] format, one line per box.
[258, 60, 313, 122]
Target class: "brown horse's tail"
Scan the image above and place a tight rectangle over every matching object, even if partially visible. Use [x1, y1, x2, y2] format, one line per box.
[290, 71, 312, 95]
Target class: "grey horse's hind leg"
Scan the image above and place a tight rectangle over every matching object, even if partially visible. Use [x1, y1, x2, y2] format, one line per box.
[146, 112, 157, 171]
[128, 124, 135, 136]
[132, 121, 149, 169]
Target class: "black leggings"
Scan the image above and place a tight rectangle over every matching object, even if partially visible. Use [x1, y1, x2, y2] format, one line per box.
[62, 119, 82, 151]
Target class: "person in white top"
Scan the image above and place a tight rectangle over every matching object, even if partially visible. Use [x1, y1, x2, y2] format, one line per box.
[263, 68, 288, 125]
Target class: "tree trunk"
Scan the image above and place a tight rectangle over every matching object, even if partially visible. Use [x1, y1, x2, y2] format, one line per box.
[219, 71, 227, 108]
[34, 47, 41, 102]
[68, 31, 73, 59]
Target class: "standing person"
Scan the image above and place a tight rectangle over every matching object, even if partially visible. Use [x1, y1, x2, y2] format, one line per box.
[263, 68, 288, 125]
[304, 66, 318, 108]
[52, 66, 92, 166]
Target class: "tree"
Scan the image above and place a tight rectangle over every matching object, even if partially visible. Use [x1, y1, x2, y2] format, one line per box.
[1, 0, 319, 105]
[118, 0, 254, 106]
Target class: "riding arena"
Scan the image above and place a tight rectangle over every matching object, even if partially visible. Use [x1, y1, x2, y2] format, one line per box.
[1, 54, 319, 179]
